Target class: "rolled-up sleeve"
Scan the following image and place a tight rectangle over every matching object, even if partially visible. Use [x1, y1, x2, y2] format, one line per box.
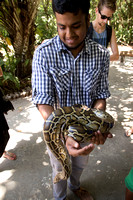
[94, 50, 110, 99]
[32, 47, 55, 106]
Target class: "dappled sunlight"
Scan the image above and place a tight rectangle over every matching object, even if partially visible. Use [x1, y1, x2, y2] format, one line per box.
[14, 116, 43, 133]
[0, 170, 15, 184]
[112, 133, 116, 137]
[110, 56, 133, 74]
[97, 146, 101, 150]
[121, 110, 133, 130]
[42, 161, 49, 166]
[115, 65, 133, 74]
[5, 129, 33, 150]
[42, 149, 49, 166]
[106, 103, 118, 122]
[36, 137, 43, 144]
[6, 96, 44, 134]
[0, 170, 16, 199]
[96, 169, 101, 172]
[0, 186, 6, 200]
[123, 110, 133, 118]
[107, 59, 133, 134]
[96, 160, 101, 165]
[41, 176, 52, 189]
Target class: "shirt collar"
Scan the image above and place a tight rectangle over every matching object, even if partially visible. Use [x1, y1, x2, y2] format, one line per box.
[56, 35, 91, 54]
[84, 35, 91, 54]
[56, 36, 68, 52]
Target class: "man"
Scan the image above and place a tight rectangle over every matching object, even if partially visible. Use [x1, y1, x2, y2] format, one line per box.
[32, 0, 112, 199]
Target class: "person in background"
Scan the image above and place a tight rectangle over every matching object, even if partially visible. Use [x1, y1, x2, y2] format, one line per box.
[88, 0, 119, 61]
[125, 128, 133, 200]
[0, 66, 16, 160]
[32, 0, 113, 199]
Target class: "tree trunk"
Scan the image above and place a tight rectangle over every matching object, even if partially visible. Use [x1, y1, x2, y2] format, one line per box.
[0, 0, 40, 79]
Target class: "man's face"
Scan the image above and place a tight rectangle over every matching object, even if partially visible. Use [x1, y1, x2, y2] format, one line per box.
[55, 10, 89, 56]
[96, 6, 114, 27]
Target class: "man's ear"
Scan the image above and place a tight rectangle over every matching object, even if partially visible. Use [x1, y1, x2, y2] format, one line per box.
[96, 7, 98, 14]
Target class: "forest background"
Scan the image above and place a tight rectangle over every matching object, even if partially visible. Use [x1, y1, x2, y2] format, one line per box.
[0, 0, 132, 95]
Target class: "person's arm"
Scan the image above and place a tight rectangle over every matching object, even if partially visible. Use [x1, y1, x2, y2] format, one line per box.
[37, 104, 54, 121]
[110, 28, 119, 61]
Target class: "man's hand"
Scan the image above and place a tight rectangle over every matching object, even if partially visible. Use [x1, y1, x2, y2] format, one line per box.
[90, 130, 113, 145]
[65, 136, 95, 157]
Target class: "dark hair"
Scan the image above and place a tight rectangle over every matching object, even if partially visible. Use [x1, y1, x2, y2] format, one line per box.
[98, 0, 116, 12]
[52, 0, 90, 16]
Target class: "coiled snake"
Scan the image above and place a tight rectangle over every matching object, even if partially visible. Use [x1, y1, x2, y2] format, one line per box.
[43, 105, 114, 184]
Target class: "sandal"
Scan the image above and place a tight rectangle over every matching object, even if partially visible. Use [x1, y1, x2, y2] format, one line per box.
[3, 151, 17, 160]
[72, 187, 94, 200]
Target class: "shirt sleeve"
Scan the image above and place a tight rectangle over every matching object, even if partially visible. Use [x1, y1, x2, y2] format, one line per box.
[32, 47, 55, 106]
[94, 50, 110, 99]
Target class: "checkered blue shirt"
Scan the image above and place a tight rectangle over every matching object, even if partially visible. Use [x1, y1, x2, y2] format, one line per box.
[32, 35, 110, 109]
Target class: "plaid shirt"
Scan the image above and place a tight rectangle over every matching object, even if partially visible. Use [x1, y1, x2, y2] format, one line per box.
[32, 35, 110, 109]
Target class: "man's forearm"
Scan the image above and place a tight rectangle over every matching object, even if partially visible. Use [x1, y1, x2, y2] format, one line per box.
[92, 99, 106, 111]
[37, 104, 54, 121]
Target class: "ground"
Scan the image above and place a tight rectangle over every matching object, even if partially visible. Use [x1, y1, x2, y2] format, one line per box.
[0, 56, 133, 200]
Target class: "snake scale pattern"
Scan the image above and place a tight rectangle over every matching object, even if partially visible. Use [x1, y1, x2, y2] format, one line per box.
[43, 104, 114, 184]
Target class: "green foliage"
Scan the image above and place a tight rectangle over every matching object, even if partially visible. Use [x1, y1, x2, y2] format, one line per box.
[0, 28, 9, 38]
[89, 0, 132, 45]
[0, 0, 40, 79]
[111, 0, 132, 45]
[1, 72, 20, 88]
[35, 0, 57, 44]
[90, 0, 98, 21]
[0, 40, 20, 92]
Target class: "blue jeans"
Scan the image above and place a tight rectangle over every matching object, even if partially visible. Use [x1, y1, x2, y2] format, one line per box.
[47, 142, 89, 200]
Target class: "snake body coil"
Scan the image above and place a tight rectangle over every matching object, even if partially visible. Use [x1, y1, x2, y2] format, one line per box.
[43, 105, 114, 183]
